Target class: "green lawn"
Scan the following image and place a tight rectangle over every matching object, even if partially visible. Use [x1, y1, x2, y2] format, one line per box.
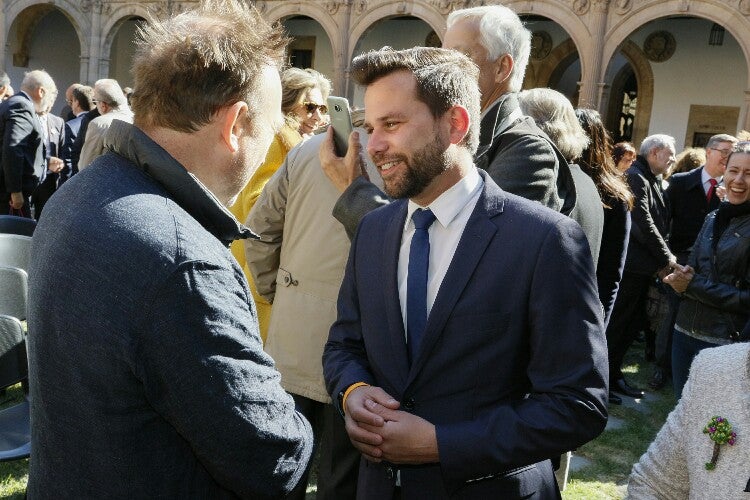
[0, 347, 675, 499]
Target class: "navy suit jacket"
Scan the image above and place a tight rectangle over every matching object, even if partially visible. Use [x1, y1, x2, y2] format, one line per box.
[0, 92, 44, 197]
[665, 166, 720, 264]
[323, 170, 608, 499]
[62, 113, 85, 184]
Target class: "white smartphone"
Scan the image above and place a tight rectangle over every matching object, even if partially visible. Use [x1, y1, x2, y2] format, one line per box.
[326, 96, 353, 157]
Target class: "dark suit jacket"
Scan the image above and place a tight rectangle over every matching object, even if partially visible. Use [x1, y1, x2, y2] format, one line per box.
[323, 170, 608, 500]
[0, 92, 44, 198]
[70, 108, 100, 175]
[62, 113, 85, 184]
[567, 163, 603, 267]
[475, 93, 576, 215]
[665, 167, 720, 264]
[598, 196, 631, 327]
[624, 156, 671, 276]
[32, 114, 66, 217]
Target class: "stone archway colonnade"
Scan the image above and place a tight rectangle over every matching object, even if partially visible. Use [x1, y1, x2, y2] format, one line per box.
[2, 0, 750, 131]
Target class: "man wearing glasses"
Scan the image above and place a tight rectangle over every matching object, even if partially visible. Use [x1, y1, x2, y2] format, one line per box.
[648, 133, 739, 390]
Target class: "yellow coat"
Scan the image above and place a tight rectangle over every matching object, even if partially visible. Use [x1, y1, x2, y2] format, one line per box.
[229, 124, 302, 343]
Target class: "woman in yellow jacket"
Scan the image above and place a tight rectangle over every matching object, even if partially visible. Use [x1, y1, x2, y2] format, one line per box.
[230, 67, 331, 342]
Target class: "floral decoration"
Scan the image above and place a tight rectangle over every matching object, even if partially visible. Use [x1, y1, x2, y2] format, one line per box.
[703, 416, 736, 470]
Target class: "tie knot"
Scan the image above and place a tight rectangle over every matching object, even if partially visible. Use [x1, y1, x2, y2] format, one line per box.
[709, 178, 718, 187]
[412, 209, 436, 230]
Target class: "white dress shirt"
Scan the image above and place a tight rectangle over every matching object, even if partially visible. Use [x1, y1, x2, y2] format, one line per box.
[701, 166, 722, 195]
[397, 167, 483, 336]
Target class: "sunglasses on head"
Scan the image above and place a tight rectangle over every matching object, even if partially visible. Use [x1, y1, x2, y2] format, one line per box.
[303, 102, 328, 114]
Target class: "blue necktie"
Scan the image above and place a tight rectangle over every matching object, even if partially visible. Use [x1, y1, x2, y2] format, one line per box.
[407, 208, 436, 364]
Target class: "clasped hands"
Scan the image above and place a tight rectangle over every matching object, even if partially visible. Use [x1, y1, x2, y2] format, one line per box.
[663, 263, 695, 293]
[344, 385, 439, 465]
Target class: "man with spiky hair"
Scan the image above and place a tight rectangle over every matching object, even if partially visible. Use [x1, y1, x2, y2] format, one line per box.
[323, 46, 607, 499]
[27, 2, 313, 497]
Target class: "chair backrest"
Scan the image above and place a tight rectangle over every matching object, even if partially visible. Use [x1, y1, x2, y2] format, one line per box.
[0, 216, 36, 237]
[0, 315, 27, 391]
[0, 234, 32, 273]
[0, 267, 27, 320]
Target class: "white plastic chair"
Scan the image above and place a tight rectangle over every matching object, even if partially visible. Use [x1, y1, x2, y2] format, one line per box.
[0, 266, 27, 321]
[0, 234, 32, 273]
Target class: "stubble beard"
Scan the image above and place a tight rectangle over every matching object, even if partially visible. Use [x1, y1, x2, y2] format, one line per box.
[380, 133, 450, 200]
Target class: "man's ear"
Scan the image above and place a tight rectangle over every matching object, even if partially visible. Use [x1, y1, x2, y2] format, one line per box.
[446, 105, 470, 145]
[221, 101, 249, 153]
[494, 53, 514, 85]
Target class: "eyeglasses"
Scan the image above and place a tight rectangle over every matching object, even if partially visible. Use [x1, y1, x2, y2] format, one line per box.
[710, 147, 732, 158]
[302, 102, 328, 115]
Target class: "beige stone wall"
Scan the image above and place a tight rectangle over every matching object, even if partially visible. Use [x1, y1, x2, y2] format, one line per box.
[3, 0, 750, 131]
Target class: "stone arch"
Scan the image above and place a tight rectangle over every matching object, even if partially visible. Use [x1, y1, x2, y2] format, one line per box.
[264, 3, 340, 64]
[527, 38, 578, 88]
[604, 0, 750, 87]
[100, 4, 151, 63]
[347, 0, 445, 62]
[507, 0, 591, 87]
[6, 1, 88, 62]
[605, 40, 653, 147]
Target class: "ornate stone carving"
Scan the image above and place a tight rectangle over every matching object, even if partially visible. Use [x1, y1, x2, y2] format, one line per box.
[643, 30, 676, 62]
[430, 0, 485, 15]
[530, 31, 552, 60]
[614, 0, 632, 14]
[249, 1, 267, 14]
[354, 0, 367, 15]
[740, 0, 750, 16]
[592, 0, 610, 12]
[325, 0, 344, 15]
[573, 0, 590, 15]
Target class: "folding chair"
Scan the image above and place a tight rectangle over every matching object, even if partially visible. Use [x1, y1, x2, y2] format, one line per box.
[0, 215, 36, 237]
[0, 234, 32, 273]
[0, 315, 30, 462]
[0, 266, 28, 321]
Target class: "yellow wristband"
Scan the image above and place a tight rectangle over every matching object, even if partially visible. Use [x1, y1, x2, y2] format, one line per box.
[341, 382, 370, 415]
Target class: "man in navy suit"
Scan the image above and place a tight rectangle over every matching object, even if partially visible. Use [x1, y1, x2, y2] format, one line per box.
[0, 70, 57, 217]
[322, 47, 608, 500]
[62, 84, 94, 182]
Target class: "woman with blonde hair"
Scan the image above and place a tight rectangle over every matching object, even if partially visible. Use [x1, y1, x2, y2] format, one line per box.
[230, 67, 332, 342]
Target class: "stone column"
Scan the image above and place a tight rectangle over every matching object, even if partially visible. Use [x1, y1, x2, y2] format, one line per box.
[327, 0, 351, 98]
[578, 0, 610, 109]
[84, 0, 104, 84]
[742, 89, 750, 133]
[0, 7, 6, 71]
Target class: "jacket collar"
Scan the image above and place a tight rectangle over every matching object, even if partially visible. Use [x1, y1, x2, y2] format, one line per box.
[476, 93, 519, 156]
[104, 120, 254, 246]
[633, 155, 659, 182]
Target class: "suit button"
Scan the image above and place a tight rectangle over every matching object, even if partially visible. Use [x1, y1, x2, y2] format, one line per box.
[404, 398, 415, 410]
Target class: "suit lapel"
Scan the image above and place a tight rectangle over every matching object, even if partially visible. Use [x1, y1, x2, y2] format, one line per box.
[383, 201, 410, 388]
[407, 175, 504, 383]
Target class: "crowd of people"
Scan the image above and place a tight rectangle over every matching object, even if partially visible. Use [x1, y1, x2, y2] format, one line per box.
[1, 0, 748, 498]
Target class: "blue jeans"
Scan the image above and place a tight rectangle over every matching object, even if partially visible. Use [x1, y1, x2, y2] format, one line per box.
[671, 329, 719, 399]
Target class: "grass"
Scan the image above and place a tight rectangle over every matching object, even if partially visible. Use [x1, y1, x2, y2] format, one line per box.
[0, 346, 675, 499]
[562, 346, 677, 499]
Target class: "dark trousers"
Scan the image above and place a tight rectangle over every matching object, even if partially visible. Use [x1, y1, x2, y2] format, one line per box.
[671, 329, 718, 399]
[286, 394, 359, 500]
[655, 287, 680, 372]
[606, 271, 652, 381]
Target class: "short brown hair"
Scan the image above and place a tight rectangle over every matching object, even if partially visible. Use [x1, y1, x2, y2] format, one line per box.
[131, 0, 288, 132]
[350, 46, 481, 154]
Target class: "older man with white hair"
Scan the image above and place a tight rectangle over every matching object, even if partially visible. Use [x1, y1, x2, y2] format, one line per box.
[78, 78, 133, 170]
[0, 69, 57, 217]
